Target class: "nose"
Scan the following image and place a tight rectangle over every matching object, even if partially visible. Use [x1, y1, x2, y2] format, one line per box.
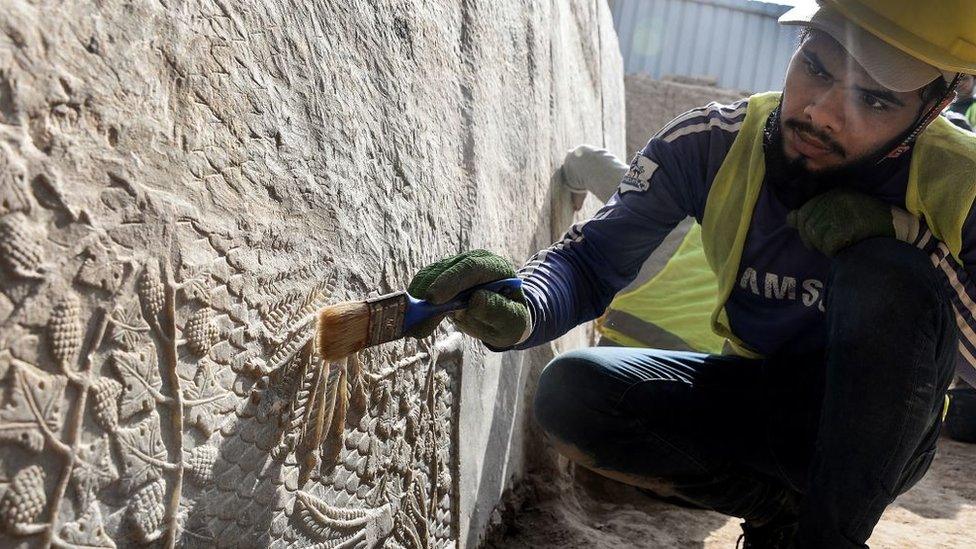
[803, 86, 845, 135]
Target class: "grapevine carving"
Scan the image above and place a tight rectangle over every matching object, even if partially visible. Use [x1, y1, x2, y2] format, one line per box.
[2, 210, 462, 548]
[0, 2, 479, 543]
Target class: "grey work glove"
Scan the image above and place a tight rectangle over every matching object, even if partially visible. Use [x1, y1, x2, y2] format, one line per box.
[786, 188, 896, 257]
[562, 145, 630, 205]
[406, 250, 531, 348]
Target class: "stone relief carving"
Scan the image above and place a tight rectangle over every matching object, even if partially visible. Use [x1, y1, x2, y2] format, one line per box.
[0, 152, 460, 547]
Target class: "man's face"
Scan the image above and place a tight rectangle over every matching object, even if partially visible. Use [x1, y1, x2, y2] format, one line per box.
[780, 31, 930, 172]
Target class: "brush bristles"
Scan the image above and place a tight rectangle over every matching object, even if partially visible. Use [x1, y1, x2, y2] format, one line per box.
[316, 300, 371, 361]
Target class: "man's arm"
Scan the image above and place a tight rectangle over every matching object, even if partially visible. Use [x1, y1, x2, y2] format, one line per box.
[901, 210, 976, 388]
[513, 101, 747, 349]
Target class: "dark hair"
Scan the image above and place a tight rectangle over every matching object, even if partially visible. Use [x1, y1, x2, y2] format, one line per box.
[921, 75, 952, 104]
[798, 27, 812, 46]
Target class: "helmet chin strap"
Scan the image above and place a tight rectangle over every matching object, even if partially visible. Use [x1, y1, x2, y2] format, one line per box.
[884, 73, 963, 159]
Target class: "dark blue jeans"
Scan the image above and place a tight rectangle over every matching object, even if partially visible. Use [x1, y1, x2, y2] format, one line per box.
[533, 239, 957, 548]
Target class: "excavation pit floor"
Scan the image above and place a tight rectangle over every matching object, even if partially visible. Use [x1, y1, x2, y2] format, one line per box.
[486, 437, 976, 548]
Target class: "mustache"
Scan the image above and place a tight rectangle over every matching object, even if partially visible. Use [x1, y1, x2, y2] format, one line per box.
[783, 118, 846, 158]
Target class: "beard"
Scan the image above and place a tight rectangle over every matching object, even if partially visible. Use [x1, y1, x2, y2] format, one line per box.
[763, 103, 904, 210]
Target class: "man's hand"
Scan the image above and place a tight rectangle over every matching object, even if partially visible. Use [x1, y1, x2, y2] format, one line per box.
[406, 250, 530, 348]
[786, 189, 895, 257]
[561, 145, 630, 209]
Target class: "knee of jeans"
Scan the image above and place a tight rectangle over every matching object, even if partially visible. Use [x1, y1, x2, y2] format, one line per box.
[831, 239, 940, 298]
[828, 239, 956, 386]
[533, 350, 607, 440]
[829, 238, 948, 328]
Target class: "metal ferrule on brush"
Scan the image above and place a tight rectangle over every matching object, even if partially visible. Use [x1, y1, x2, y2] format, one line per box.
[364, 292, 409, 347]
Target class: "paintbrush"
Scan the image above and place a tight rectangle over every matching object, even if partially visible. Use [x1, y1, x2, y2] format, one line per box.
[316, 277, 523, 361]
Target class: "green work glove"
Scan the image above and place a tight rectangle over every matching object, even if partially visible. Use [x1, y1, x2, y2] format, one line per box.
[406, 249, 531, 348]
[786, 189, 895, 257]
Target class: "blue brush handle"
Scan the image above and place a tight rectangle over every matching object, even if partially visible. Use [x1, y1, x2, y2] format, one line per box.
[402, 277, 523, 333]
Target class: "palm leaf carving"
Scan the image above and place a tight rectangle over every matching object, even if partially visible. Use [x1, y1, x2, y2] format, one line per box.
[295, 490, 395, 549]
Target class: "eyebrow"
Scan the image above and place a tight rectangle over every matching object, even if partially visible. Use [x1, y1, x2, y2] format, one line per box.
[853, 85, 906, 107]
[801, 49, 906, 107]
[802, 50, 833, 80]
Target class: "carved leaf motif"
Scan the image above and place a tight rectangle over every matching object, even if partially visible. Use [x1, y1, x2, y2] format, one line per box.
[321, 366, 348, 471]
[59, 501, 116, 548]
[72, 435, 119, 507]
[394, 474, 431, 549]
[75, 242, 124, 292]
[259, 291, 302, 338]
[296, 361, 329, 477]
[0, 364, 67, 452]
[365, 473, 394, 509]
[181, 275, 211, 305]
[183, 360, 234, 435]
[436, 468, 452, 500]
[370, 380, 396, 440]
[420, 430, 437, 469]
[359, 435, 385, 483]
[296, 359, 349, 482]
[389, 437, 413, 477]
[404, 407, 421, 443]
[115, 411, 168, 492]
[347, 352, 368, 415]
[111, 347, 161, 419]
[110, 300, 150, 351]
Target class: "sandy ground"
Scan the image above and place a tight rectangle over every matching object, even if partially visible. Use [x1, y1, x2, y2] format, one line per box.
[484, 437, 976, 548]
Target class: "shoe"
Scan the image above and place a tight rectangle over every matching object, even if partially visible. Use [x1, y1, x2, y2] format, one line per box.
[736, 517, 798, 549]
[946, 386, 976, 443]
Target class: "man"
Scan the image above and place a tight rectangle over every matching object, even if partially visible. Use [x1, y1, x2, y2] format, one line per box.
[948, 73, 976, 128]
[407, 1, 976, 547]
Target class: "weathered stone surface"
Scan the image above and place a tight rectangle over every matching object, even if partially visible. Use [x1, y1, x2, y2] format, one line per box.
[0, 1, 622, 548]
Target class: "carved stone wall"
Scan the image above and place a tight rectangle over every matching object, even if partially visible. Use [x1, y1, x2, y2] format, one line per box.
[0, 1, 622, 548]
